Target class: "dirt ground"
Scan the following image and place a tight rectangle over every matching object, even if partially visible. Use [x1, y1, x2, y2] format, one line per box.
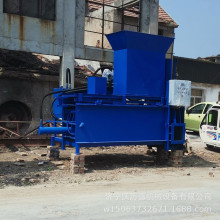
[1, 132, 220, 189]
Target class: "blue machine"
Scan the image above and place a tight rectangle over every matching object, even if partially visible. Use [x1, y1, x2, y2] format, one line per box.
[38, 31, 186, 155]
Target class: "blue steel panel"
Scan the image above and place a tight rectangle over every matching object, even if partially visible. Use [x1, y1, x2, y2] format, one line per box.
[107, 31, 174, 97]
[171, 123, 185, 144]
[88, 77, 107, 95]
[53, 88, 63, 119]
[75, 104, 168, 145]
[126, 49, 165, 97]
[113, 49, 128, 95]
[113, 49, 166, 97]
[106, 31, 174, 53]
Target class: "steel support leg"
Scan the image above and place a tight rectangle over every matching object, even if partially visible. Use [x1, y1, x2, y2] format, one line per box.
[75, 144, 80, 155]
[51, 136, 55, 147]
[61, 138, 66, 150]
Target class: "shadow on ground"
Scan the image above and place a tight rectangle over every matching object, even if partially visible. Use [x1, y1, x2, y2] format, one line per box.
[183, 153, 218, 168]
[85, 153, 155, 172]
[205, 146, 220, 153]
[83, 153, 218, 172]
[0, 160, 57, 188]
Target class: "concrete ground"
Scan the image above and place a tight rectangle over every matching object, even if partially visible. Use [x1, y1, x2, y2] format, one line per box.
[0, 133, 220, 220]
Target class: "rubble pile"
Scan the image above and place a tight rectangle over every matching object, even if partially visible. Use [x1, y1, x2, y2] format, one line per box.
[0, 49, 59, 75]
[0, 49, 95, 87]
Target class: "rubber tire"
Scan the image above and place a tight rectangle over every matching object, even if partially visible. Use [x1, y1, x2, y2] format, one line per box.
[206, 144, 214, 150]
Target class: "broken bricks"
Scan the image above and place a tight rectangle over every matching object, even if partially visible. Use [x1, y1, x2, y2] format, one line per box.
[47, 146, 60, 161]
[155, 149, 184, 167]
[169, 150, 183, 167]
[70, 153, 85, 174]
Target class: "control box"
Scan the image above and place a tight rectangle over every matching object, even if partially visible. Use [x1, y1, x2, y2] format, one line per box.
[169, 80, 191, 107]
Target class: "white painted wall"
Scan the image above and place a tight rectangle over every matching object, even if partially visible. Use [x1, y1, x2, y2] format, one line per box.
[192, 82, 220, 102]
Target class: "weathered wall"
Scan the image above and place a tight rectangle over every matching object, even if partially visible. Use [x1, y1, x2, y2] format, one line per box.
[0, 0, 114, 84]
[159, 24, 175, 59]
[0, 0, 108, 62]
[176, 57, 220, 103]
[0, 0, 86, 88]
[0, 0, 77, 87]
[176, 57, 220, 85]
[85, 5, 116, 49]
[192, 82, 220, 102]
[0, 0, 64, 55]
[85, 11, 175, 54]
[0, 75, 59, 133]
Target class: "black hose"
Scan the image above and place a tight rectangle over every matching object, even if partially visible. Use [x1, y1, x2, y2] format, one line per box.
[17, 87, 87, 139]
[40, 87, 87, 122]
[50, 97, 60, 121]
[41, 66, 113, 121]
[40, 90, 64, 122]
[18, 122, 49, 139]
[93, 66, 113, 76]
[50, 87, 87, 120]
[92, 66, 114, 90]
[66, 68, 71, 87]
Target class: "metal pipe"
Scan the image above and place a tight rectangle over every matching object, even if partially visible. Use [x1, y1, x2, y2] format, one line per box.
[38, 127, 69, 135]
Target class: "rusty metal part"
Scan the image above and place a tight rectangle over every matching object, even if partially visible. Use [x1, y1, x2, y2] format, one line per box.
[0, 125, 20, 137]
[0, 137, 51, 146]
[0, 121, 31, 123]
[0, 121, 32, 136]
[0, 122, 51, 146]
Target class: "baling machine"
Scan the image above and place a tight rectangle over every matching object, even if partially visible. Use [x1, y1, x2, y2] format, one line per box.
[38, 31, 191, 157]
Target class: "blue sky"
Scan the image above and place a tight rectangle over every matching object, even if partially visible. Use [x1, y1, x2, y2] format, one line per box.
[160, 0, 220, 59]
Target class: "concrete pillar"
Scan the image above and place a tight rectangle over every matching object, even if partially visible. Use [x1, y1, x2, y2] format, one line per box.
[140, 0, 150, 33]
[60, 0, 76, 89]
[149, 0, 159, 35]
[75, 0, 85, 49]
[140, 0, 159, 35]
